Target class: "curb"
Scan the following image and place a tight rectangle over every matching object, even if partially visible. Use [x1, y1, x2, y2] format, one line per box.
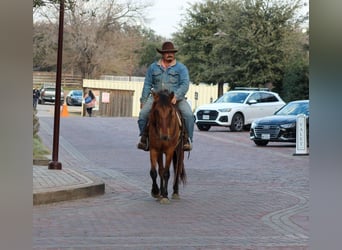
[33, 166, 105, 205]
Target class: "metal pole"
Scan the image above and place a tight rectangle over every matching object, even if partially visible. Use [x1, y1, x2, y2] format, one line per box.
[48, 0, 65, 170]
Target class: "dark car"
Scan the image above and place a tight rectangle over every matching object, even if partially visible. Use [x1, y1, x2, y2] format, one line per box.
[250, 100, 309, 146]
[66, 90, 83, 106]
[38, 85, 64, 105]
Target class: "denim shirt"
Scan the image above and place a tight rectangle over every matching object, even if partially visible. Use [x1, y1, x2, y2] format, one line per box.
[140, 59, 190, 104]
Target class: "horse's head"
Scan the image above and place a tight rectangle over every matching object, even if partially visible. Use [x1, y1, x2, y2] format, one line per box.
[151, 90, 176, 141]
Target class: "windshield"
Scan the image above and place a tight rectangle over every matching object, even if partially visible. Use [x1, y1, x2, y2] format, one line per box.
[73, 90, 82, 96]
[276, 102, 309, 116]
[215, 92, 249, 104]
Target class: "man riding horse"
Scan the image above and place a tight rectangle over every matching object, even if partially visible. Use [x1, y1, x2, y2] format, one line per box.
[137, 41, 194, 151]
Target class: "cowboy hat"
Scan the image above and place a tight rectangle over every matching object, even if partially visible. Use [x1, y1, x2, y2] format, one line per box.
[156, 41, 178, 53]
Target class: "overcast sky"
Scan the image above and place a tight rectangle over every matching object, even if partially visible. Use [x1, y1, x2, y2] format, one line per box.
[146, 0, 202, 39]
[145, 0, 308, 39]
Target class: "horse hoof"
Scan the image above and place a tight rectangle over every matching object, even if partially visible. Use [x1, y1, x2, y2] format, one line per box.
[172, 193, 180, 200]
[151, 190, 160, 198]
[151, 193, 160, 199]
[160, 198, 170, 204]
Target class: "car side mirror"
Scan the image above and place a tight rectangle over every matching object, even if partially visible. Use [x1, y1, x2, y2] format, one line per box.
[247, 99, 257, 105]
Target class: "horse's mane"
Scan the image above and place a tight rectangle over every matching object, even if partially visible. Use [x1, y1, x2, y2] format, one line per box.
[155, 89, 172, 107]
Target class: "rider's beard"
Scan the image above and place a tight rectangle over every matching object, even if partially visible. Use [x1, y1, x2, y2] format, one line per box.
[165, 56, 174, 63]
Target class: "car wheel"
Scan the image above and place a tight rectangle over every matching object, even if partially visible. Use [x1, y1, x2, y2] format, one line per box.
[230, 113, 244, 132]
[254, 140, 268, 146]
[196, 124, 211, 131]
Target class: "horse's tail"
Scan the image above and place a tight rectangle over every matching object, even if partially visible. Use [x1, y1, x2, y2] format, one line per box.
[174, 143, 187, 185]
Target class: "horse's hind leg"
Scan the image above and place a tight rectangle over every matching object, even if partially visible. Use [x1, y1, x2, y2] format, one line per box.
[172, 153, 180, 200]
[172, 174, 180, 200]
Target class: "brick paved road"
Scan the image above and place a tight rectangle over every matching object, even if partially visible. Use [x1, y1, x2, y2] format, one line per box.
[33, 116, 309, 249]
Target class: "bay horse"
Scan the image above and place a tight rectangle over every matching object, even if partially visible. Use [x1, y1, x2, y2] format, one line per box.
[148, 89, 187, 204]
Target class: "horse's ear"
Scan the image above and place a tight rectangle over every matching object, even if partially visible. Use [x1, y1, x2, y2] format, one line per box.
[170, 91, 175, 100]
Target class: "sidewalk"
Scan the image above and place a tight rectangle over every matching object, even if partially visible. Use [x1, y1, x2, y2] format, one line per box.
[33, 164, 105, 205]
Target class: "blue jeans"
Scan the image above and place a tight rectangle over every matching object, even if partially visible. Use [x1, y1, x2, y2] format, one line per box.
[138, 97, 194, 142]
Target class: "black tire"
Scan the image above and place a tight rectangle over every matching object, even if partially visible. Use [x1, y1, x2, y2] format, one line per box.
[196, 124, 211, 131]
[254, 140, 269, 146]
[230, 113, 244, 132]
[243, 124, 251, 131]
[66, 98, 71, 106]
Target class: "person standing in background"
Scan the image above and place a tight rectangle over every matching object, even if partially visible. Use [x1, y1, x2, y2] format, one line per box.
[84, 89, 96, 117]
[33, 87, 40, 109]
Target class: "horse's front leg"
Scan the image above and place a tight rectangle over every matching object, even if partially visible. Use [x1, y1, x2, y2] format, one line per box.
[149, 150, 160, 198]
[157, 153, 164, 197]
[159, 152, 173, 204]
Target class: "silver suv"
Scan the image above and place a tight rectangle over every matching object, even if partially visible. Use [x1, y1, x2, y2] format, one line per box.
[194, 88, 285, 132]
[38, 84, 64, 105]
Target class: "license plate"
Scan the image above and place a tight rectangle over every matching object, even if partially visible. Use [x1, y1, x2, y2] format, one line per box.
[202, 114, 210, 120]
[261, 134, 270, 139]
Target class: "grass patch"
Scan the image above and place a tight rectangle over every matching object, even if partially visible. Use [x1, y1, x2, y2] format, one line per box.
[33, 135, 50, 159]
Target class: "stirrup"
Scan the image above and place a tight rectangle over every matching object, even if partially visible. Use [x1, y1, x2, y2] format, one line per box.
[183, 138, 192, 151]
[137, 137, 149, 151]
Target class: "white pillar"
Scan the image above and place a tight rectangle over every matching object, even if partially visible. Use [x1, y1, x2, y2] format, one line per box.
[294, 114, 309, 156]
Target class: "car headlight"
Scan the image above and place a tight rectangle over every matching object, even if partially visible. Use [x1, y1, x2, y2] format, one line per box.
[218, 108, 232, 112]
[280, 123, 296, 128]
[251, 121, 257, 129]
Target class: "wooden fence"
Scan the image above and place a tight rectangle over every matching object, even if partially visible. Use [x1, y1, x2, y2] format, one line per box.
[33, 71, 82, 88]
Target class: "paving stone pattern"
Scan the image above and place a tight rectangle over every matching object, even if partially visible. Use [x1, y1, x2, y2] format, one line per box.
[33, 116, 309, 249]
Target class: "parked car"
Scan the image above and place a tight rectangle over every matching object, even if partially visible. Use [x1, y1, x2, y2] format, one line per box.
[38, 84, 64, 105]
[194, 88, 285, 132]
[66, 90, 83, 106]
[250, 100, 309, 146]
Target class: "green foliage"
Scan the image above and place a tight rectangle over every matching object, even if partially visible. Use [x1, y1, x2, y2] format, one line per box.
[174, 0, 223, 84]
[175, 0, 308, 97]
[282, 58, 309, 102]
[137, 30, 163, 68]
[33, 136, 50, 159]
[33, 110, 50, 159]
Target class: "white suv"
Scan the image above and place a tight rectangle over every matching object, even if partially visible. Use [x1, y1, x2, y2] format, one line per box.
[194, 88, 285, 132]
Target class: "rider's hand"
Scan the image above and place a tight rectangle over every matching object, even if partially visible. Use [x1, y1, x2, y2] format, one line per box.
[171, 96, 177, 105]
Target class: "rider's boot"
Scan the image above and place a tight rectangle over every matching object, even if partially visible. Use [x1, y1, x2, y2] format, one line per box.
[137, 126, 149, 151]
[182, 130, 192, 151]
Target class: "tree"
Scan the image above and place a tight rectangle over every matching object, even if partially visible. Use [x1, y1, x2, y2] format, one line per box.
[281, 28, 309, 101]
[175, 0, 308, 97]
[33, 0, 152, 78]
